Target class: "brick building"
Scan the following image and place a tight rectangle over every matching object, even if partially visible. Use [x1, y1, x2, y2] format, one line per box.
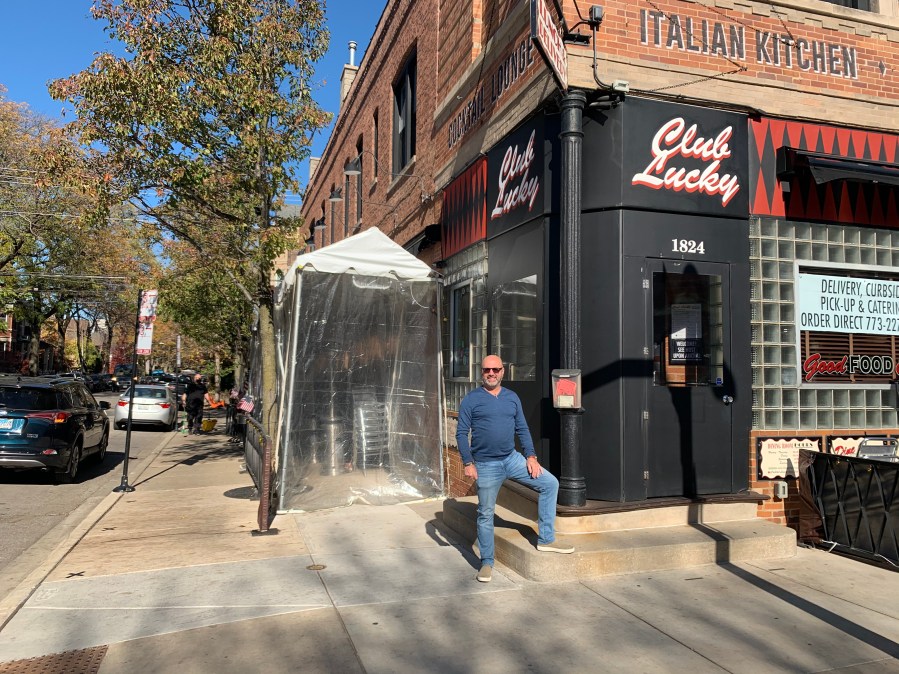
[300, 0, 899, 530]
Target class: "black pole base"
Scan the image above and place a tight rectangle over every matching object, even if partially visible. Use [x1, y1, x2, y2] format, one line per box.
[113, 481, 135, 493]
[558, 476, 587, 507]
[559, 408, 586, 507]
[251, 528, 280, 536]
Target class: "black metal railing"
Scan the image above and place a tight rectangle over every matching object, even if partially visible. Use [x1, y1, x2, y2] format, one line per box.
[241, 413, 275, 533]
[799, 449, 898, 567]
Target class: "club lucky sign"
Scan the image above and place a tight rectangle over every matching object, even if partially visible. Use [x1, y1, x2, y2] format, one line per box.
[631, 117, 741, 207]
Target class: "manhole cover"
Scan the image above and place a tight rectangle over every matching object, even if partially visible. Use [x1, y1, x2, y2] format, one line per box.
[306, 564, 327, 571]
[0, 646, 107, 674]
[223, 486, 258, 500]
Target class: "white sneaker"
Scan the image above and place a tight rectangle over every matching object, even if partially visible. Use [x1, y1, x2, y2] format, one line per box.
[537, 542, 575, 554]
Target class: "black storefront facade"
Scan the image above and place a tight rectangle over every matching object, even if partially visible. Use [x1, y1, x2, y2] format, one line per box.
[444, 96, 753, 503]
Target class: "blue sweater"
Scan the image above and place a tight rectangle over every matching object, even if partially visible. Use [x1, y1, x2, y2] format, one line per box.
[456, 386, 536, 464]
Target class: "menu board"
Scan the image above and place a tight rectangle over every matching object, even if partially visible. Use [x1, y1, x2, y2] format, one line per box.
[758, 437, 821, 478]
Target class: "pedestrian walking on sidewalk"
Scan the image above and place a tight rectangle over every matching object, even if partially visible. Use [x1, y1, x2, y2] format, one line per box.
[456, 354, 574, 583]
[182, 373, 208, 435]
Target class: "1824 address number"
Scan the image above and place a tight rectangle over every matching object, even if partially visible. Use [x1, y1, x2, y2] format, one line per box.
[672, 239, 705, 254]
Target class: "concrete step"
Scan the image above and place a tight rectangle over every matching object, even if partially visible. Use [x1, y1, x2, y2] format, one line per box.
[497, 486, 763, 534]
[442, 497, 797, 582]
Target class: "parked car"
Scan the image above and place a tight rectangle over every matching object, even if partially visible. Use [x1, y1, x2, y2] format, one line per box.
[100, 373, 118, 391]
[54, 371, 87, 384]
[87, 374, 109, 393]
[114, 384, 178, 431]
[173, 374, 193, 408]
[0, 375, 111, 482]
[110, 364, 135, 391]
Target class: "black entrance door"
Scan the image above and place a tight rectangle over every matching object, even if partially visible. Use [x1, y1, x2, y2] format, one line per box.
[644, 259, 735, 497]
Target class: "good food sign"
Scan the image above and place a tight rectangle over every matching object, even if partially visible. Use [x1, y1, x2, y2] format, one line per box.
[798, 272, 899, 383]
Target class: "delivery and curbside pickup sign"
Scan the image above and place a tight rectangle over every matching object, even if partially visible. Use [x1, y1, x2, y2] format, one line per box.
[798, 273, 899, 335]
[530, 0, 568, 91]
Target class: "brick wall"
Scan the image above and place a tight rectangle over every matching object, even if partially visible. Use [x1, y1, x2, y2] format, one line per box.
[444, 412, 477, 497]
[567, 0, 899, 133]
[301, 0, 442, 250]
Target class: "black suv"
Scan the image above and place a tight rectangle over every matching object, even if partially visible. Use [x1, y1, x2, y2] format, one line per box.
[0, 376, 111, 482]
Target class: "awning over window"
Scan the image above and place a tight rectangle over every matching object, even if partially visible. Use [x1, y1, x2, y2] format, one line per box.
[777, 147, 899, 187]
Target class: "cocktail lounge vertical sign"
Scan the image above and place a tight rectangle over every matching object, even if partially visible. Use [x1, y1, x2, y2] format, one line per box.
[530, 0, 567, 90]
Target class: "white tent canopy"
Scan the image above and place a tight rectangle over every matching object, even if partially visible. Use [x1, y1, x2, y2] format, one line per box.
[284, 228, 433, 288]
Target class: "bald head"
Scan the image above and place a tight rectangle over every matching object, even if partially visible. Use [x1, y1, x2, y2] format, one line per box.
[480, 354, 504, 392]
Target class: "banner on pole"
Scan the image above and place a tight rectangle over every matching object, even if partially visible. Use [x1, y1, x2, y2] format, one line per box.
[136, 290, 158, 355]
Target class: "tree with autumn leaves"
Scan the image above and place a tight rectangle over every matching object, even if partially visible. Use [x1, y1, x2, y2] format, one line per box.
[50, 0, 331, 437]
[0, 89, 154, 374]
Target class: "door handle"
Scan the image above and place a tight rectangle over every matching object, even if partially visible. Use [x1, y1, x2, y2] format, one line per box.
[722, 395, 734, 405]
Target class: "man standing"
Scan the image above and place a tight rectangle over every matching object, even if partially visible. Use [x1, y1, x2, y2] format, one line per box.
[182, 373, 208, 435]
[456, 354, 574, 583]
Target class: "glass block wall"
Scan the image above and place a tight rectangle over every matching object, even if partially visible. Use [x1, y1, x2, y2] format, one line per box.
[751, 216, 899, 431]
[442, 242, 487, 411]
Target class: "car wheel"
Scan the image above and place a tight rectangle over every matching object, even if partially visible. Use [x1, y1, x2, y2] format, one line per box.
[59, 443, 81, 483]
[95, 431, 108, 463]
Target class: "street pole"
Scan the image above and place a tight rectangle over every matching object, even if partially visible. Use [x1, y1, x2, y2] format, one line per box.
[113, 289, 142, 493]
[176, 334, 181, 371]
[558, 90, 587, 507]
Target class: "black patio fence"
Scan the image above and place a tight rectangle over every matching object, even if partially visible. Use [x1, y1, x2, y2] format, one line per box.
[241, 413, 275, 534]
[799, 449, 899, 567]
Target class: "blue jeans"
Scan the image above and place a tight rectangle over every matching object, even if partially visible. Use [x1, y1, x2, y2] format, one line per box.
[474, 452, 560, 567]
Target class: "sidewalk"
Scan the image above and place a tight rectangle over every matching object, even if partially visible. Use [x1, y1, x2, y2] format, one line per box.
[0, 425, 896, 673]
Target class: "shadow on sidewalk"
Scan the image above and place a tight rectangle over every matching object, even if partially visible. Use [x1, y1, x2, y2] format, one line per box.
[722, 563, 899, 659]
[131, 436, 244, 488]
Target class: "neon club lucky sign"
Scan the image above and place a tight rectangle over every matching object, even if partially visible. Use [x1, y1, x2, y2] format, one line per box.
[631, 117, 741, 207]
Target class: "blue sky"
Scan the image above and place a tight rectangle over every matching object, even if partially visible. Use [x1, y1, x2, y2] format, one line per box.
[0, 1, 385, 200]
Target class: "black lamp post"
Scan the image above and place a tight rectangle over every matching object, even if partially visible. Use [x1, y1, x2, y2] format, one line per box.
[558, 90, 587, 507]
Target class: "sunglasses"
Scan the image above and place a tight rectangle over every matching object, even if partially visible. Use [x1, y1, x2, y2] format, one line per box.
[482, 367, 503, 373]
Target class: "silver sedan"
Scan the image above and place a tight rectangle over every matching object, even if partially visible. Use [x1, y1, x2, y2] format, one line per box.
[113, 385, 179, 431]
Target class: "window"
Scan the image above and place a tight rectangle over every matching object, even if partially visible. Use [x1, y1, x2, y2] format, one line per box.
[317, 204, 325, 249]
[344, 174, 351, 238]
[355, 137, 363, 225]
[372, 110, 379, 180]
[491, 275, 538, 381]
[450, 284, 472, 378]
[821, 0, 871, 9]
[329, 192, 336, 246]
[393, 51, 417, 174]
[652, 272, 724, 387]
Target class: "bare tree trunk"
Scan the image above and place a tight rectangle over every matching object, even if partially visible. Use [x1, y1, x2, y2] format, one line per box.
[214, 349, 221, 400]
[56, 315, 69, 369]
[258, 302, 278, 442]
[27, 319, 40, 376]
[75, 315, 86, 373]
[104, 322, 114, 373]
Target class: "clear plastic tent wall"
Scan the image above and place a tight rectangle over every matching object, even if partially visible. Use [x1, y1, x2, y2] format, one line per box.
[274, 229, 443, 511]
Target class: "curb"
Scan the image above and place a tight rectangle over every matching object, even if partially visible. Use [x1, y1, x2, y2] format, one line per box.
[0, 430, 180, 631]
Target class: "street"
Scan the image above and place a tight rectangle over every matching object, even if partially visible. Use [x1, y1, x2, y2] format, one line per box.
[0, 391, 178, 603]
